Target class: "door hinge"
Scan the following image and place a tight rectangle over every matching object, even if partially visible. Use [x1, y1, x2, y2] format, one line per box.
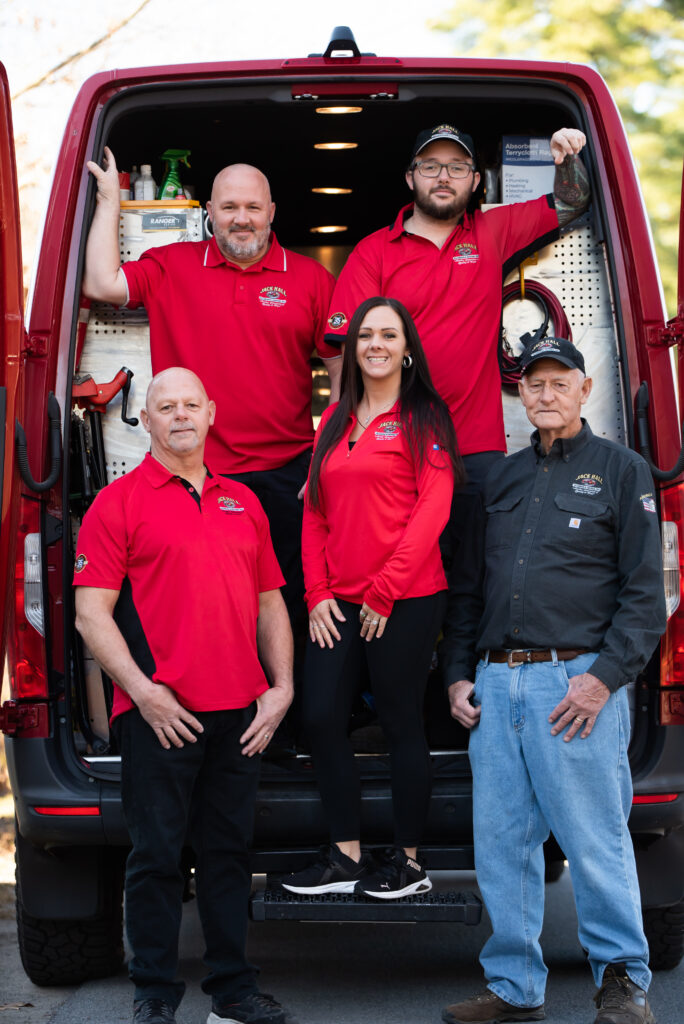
[0, 700, 42, 736]
[648, 315, 684, 348]
[22, 333, 48, 356]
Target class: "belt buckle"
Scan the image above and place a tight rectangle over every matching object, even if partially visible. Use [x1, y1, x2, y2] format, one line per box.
[507, 649, 528, 667]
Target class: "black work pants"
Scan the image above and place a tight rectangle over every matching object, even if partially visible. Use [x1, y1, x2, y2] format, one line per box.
[302, 593, 446, 847]
[113, 706, 260, 1010]
[225, 448, 310, 632]
[439, 451, 506, 681]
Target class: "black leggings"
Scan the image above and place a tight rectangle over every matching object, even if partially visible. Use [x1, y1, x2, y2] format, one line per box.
[302, 592, 446, 848]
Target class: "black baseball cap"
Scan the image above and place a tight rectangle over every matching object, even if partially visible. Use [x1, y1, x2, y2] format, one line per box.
[410, 124, 476, 164]
[520, 338, 586, 375]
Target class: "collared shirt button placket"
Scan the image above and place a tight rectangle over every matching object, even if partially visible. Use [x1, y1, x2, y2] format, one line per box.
[509, 455, 555, 635]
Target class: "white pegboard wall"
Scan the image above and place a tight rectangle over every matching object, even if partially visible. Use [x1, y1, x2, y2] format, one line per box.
[500, 212, 625, 454]
[78, 303, 153, 479]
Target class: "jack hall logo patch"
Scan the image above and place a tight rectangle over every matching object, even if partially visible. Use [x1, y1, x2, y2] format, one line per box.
[74, 554, 88, 573]
[374, 419, 401, 441]
[452, 242, 480, 265]
[572, 474, 603, 496]
[218, 496, 245, 513]
[328, 312, 347, 329]
[258, 286, 287, 308]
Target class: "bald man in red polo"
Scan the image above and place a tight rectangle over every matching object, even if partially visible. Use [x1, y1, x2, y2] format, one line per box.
[74, 368, 298, 1024]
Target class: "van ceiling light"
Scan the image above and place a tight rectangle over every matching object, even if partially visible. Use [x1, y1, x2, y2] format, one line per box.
[311, 187, 352, 195]
[310, 225, 348, 234]
[315, 106, 363, 114]
[314, 143, 358, 150]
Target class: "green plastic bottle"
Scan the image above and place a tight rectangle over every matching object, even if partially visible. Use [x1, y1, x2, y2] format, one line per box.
[157, 149, 191, 200]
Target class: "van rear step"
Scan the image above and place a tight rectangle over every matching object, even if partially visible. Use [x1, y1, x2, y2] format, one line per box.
[250, 884, 482, 923]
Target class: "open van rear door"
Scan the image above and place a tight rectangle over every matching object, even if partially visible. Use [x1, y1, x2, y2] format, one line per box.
[0, 62, 24, 681]
[678, 165, 684, 405]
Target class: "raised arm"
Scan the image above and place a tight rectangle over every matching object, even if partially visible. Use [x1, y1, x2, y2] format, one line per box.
[550, 128, 591, 227]
[82, 146, 128, 305]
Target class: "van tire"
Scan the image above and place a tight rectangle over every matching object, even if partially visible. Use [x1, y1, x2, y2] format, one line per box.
[643, 897, 684, 971]
[15, 860, 124, 986]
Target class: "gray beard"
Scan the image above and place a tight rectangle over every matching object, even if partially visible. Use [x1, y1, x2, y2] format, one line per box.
[215, 225, 271, 261]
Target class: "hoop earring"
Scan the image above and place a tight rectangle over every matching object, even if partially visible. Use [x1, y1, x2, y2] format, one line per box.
[402, 353, 413, 369]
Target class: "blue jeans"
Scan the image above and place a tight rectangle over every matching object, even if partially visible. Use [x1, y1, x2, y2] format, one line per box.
[468, 652, 650, 1008]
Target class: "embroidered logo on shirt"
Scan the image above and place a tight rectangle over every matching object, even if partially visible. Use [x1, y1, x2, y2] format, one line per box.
[374, 419, 401, 441]
[328, 312, 347, 329]
[452, 242, 480, 265]
[258, 286, 287, 308]
[641, 492, 656, 513]
[569, 518, 581, 529]
[572, 474, 603, 496]
[74, 553, 89, 573]
[218, 496, 245, 513]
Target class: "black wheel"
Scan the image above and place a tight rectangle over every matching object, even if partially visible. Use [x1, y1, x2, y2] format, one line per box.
[15, 850, 125, 986]
[643, 897, 684, 971]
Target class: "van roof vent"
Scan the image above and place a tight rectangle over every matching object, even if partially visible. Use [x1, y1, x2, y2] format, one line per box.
[308, 26, 376, 60]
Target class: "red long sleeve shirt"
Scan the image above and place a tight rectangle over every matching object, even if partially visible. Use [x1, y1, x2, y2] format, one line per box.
[302, 403, 454, 618]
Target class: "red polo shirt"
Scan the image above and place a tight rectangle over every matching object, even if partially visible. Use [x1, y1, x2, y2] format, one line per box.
[73, 453, 284, 721]
[325, 196, 559, 456]
[302, 404, 453, 618]
[121, 234, 337, 473]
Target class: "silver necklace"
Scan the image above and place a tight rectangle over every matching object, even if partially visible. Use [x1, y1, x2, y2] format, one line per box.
[358, 396, 398, 428]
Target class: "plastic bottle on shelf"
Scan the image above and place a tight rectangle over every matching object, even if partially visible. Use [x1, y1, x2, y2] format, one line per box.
[134, 165, 156, 201]
[158, 149, 191, 200]
[129, 165, 140, 192]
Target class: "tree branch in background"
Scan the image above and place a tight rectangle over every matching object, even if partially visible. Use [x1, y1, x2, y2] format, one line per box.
[11, 0, 154, 101]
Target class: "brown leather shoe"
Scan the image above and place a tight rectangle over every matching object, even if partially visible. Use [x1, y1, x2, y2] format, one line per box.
[442, 990, 545, 1023]
[593, 964, 656, 1023]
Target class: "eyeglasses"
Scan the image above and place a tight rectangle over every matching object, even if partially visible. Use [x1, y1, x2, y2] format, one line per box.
[412, 160, 475, 179]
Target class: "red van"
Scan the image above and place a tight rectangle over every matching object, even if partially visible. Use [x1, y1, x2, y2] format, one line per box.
[2, 27, 684, 985]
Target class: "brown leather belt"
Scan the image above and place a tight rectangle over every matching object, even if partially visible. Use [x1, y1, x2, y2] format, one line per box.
[488, 648, 589, 668]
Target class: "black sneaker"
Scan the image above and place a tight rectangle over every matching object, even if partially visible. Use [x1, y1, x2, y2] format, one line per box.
[208, 991, 299, 1024]
[593, 964, 656, 1023]
[133, 999, 176, 1024]
[355, 846, 432, 899]
[280, 843, 369, 894]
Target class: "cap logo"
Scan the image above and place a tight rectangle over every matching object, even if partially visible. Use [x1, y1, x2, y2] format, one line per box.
[432, 123, 458, 137]
[218, 496, 245, 513]
[74, 554, 88, 573]
[328, 312, 347, 329]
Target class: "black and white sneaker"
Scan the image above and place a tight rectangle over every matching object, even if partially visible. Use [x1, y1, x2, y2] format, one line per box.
[133, 999, 176, 1024]
[208, 991, 299, 1024]
[356, 846, 432, 899]
[280, 843, 369, 894]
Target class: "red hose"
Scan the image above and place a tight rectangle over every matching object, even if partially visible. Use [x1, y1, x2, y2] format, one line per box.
[500, 280, 572, 386]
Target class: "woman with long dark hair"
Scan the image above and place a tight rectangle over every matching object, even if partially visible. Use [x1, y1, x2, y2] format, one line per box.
[282, 297, 463, 899]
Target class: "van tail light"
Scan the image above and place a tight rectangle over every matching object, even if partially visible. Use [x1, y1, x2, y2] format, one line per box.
[659, 482, 684, 724]
[2, 497, 50, 737]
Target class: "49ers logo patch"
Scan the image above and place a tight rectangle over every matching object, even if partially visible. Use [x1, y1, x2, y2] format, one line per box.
[74, 554, 88, 573]
[258, 286, 287, 308]
[218, 496, 245, 513]
[328, 312, 347, 329]
[374, 419, 401, 441]
[452, 243, 479, 265]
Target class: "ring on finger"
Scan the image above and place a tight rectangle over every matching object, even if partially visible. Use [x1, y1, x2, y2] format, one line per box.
[574, 715, 584, 724]
[360, 610, 367, 620]
[370, 619, 379, 625]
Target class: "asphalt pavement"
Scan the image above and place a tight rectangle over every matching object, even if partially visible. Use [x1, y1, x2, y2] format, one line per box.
[1, 869, 683, 1024]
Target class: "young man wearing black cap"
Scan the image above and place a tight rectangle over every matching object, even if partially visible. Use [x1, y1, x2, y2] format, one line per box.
[443, 339, 665, 1024]
[324, 123, 590, 685]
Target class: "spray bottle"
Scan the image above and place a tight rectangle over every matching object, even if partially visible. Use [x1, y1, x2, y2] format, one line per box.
[157, 150, 191, 200]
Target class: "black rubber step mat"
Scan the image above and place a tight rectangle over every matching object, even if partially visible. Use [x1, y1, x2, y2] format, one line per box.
[250, 885, 482, 923]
